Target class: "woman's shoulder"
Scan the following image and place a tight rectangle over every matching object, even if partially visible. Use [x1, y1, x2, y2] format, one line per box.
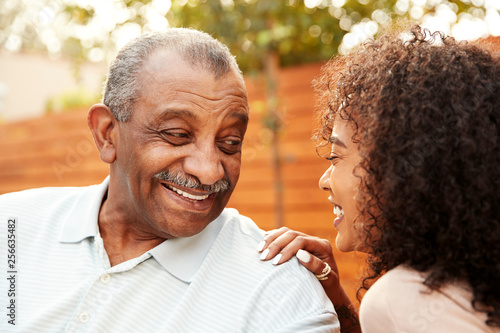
[358, 265, 421, 332]
[359, 265, 497, 333]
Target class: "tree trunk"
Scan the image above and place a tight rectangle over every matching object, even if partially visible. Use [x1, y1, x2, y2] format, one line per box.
[264, 50, 284, 229]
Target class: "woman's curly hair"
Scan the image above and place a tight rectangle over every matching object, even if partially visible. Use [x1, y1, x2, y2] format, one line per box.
[314, 25, 500, 326]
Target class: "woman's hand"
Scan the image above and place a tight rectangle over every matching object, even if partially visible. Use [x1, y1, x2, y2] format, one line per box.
[258, 227, 361, 333]
[258, 227, 339, 284]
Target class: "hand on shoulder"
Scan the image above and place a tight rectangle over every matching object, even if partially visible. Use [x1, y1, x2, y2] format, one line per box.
[258, 227, 361, 333]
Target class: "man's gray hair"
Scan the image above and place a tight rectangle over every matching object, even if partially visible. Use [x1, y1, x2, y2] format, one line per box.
[103, 28, 241, 122]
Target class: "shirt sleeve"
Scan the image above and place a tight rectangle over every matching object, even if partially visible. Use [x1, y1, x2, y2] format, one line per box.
[275, 313, 341, 333]
[237, 261, 340, 333]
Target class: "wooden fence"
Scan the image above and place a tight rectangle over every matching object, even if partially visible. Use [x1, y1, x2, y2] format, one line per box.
[0, 62, 365, 303]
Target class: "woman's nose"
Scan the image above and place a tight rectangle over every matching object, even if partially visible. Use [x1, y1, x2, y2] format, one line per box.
[318, 165, 333, 191]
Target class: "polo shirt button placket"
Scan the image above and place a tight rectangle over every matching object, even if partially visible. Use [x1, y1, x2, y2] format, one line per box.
[100, 273, 111, 284]
[79, 312, 90, 324]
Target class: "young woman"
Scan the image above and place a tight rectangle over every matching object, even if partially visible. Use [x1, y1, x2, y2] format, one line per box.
[258, 26, 500, 332]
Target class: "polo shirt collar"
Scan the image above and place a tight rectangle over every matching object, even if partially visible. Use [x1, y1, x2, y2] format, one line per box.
[58, 176, 226, 283]
[58, 176, 109, 243]
[149, 214, 224, 283]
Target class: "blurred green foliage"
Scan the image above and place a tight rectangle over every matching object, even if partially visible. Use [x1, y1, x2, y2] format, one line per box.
[45, 88, 101, 114]
[168, 0, 346, 73]
[2, 0, 494, 74]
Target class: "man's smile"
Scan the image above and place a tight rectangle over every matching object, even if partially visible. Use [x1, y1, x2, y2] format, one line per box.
[166, 184, 210, 201]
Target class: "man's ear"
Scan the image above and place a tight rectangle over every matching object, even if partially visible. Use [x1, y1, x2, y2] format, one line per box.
[88, 103, 118, 164]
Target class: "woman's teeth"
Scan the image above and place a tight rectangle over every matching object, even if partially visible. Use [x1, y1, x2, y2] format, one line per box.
[168, 185, 209, 201]
[334, 205, 344, 217]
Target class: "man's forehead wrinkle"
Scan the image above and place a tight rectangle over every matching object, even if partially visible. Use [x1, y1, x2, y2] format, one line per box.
[162, 86, 248, 108]
[176, 99, 248, 118]
[153, 107, 247, 124]
[171, 88, 222, 102]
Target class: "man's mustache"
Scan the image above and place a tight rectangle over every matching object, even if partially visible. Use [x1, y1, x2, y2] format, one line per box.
[154, 170, 230, 193]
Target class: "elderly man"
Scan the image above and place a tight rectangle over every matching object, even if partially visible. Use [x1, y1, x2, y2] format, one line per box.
[0, 28, 338, 332]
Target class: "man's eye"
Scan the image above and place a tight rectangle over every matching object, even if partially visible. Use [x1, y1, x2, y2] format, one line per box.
[160, 131, 190, 144]
[217, 139, 242, 154]
[224, 140, 241, 146]
[167, 132, 188, 138]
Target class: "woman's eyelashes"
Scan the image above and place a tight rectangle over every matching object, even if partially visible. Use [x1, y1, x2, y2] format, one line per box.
[326, 154, 340, 164]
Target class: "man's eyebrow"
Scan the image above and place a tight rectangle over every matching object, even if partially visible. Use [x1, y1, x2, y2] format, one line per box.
[158, 109, 198, 120]
[156, 109, 248, 124]
[228, 111, 249, 124]
[329, 135, 347, 148]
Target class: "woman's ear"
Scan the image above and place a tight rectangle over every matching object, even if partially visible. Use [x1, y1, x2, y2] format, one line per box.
[87, 104, 118, 164]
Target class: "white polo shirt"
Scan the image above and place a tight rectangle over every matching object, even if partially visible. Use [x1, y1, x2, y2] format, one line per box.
[0, 178, 339, 332]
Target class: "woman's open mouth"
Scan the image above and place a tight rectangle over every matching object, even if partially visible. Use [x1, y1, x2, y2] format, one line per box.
[333, 205, 344, 228]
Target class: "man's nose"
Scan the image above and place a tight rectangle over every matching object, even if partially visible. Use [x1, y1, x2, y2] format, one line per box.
[183, 143, 225, 186]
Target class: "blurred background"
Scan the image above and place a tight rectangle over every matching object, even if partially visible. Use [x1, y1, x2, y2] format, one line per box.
[1, 0, 499, 303]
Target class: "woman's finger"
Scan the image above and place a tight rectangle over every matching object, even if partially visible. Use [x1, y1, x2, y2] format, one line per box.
[259, 229, 306, 262]
[260, 232, 333, 267]
[297, 250, 327, 274]
[264, 234, 312, 264]
[257, 227, 291, 252]
[258, 227, 307, 254]
[296, 249, 340, 286]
